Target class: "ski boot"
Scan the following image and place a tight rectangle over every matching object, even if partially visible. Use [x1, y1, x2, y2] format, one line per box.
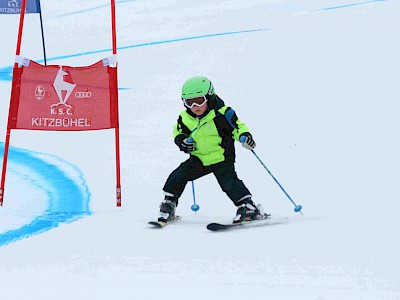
[158, 196, 177, 222]
[233, 197, 265, 224]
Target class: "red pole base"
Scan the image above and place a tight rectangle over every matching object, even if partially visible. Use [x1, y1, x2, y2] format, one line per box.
[116, 186, 121, 207]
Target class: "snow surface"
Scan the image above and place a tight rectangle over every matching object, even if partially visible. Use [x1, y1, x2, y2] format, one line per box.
[1, 0, 400, 299]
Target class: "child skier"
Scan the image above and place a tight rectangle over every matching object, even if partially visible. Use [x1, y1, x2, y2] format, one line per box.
[158, 76, 265, 223]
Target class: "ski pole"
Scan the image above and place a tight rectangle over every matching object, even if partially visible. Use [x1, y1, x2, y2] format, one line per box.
[187, 137, 200, 212]
[241, 137, 302, 213]
[191, 180, 200, 212]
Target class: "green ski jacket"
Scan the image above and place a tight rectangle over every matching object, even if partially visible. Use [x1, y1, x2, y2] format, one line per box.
[173, 97, 250, 166]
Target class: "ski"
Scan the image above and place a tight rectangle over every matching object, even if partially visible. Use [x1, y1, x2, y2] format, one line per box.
[148, 215, 181, 228]
[207, 214, 289, 231]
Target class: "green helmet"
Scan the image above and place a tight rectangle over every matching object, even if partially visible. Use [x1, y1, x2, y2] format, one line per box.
[181, 76, 215, 99]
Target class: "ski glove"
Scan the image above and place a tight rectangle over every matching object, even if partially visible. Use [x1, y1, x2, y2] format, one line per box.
[178, 137, 196, 154]
[240, 133, 256, 150]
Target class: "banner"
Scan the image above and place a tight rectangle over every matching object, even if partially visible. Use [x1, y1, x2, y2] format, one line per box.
[0, 0, 40, 14]
[8, 57, 119, 131]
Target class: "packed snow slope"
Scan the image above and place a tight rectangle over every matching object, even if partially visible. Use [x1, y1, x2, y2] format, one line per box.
[1, 0, 399, 299]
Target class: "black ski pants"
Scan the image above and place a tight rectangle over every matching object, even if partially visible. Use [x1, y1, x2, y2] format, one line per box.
[163, 155, 251, 206]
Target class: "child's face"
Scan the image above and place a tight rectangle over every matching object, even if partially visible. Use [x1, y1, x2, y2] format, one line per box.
[190, 102, 208, 116]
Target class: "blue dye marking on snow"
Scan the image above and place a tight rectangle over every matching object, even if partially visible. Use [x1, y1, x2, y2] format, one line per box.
[318, 0, 386, 11]
[117, 29, 270, 51]
[0, 67, 12, 81]
[32, 29, 269, 62]
[0, 143, 91, 247]
[53, 0, 136, 18]
[0, 29, 269, 82]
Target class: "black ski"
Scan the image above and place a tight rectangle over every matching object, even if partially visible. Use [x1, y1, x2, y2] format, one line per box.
[148, 215, 181, 228]
[207, 214, 289, 231]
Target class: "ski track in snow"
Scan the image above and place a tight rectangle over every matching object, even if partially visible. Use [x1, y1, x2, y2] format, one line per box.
[0, 0, 387, 246]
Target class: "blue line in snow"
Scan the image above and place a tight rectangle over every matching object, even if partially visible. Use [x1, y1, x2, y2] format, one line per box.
[318, 0, 386, 11]
[0, 28, 269, 82]
[41, 29, 269, 62]
[0, 143, 91, 247]
[53, 0, 136, 18]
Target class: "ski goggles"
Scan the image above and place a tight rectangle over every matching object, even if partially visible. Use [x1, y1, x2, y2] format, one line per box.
[182, 96, 208, 108]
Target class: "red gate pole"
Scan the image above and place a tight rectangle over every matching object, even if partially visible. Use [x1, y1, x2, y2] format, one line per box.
[0, 130, 11, 206]
[1, 0, 27, 206]
[111, 0, 122, 207]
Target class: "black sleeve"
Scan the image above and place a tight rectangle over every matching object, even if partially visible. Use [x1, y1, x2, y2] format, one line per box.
[176, 115, 191, 135]
[174, 134, 186, 147]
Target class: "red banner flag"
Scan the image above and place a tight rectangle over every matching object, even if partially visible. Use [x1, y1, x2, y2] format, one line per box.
[8, 58, 119, 131]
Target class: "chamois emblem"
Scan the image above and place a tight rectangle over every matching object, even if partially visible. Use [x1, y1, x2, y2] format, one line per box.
[52, 66, 76, 107]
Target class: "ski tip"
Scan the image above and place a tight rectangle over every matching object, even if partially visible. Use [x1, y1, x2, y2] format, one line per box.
[207, 214, 274, 231]
[148, 221, 165, 228]
[206, 222, 236, 231]
[206, 223, 223, 231]
[148, 215, 182, 228]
